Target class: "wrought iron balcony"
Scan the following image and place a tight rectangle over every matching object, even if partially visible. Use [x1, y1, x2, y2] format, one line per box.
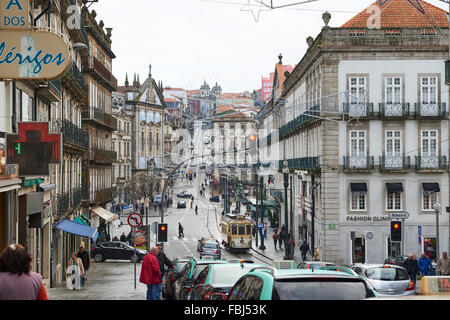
[82, 106, 118, 130]
[62, 120, 86, 149]
[343, 103, 374, 117]
[68, 63, 88, 97]
[343, 156, 375, 171]
[71, 187, 83, 209]
[36, 80, 61, 102]
[93, 187, 117, 204]
[279, 157, 320, 170]
[279, 105, 319, 139]
[415, 156, 447, 171]
[89, 56, 117, 91]
[92, 148, 117, 164]
[379, 103, 410, 118]
[380, 156, 411, 171]
[57, 192, 70, 215]
[414, 103, 447, 118]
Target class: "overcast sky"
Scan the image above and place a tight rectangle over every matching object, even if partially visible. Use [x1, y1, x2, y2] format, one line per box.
[90, 0, 448, 93]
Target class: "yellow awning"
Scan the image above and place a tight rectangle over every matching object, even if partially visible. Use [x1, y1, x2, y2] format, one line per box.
[91, 206, 118, 223]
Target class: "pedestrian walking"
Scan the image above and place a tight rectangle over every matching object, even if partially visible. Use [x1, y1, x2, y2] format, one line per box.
[127, 231, 132, 246]
[402, 254, 418, 284]
[77, 242, 90, 281]
[0, 244, 49, 300]
[418, 253, 434, 276]
[314, 246, 321, 261]
[120, 232, 127, 243]
[264, 223, 268, 239]
[436, 251, 450, 276]
[178, 223, 184, 238]
[279, 225, 285, 250]
[69, 252, 85, 288]
[195, 205, 198, 215]
[156, 244, 174, 280]
[273, 220, 279, 232]
[139, 247, 162, 300]
[299, 240, 310, 262]
[272, 231, 279, 251]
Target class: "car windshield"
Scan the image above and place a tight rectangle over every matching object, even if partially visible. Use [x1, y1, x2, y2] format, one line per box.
[192, 265, 208, 279]
[211, 267, 252, 285]
[203, 242, 218, 249]
[365, 267, 409, 281]
[272, 279, 374, 300]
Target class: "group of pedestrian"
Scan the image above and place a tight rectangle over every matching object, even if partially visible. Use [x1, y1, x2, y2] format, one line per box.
[139, 243, 173, 300]
[402, 252, 449, 284]
[271, 224, 286, 251]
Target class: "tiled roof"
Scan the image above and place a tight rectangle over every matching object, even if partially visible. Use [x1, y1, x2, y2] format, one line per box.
[276, 64, 295, 92]
[341, 0, 448, 29]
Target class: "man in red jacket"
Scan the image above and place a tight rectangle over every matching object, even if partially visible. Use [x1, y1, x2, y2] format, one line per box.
[139, 247, 162, 300]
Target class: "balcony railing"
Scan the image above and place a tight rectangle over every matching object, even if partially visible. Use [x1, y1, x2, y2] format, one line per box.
[279, 105, 319, 139]
[90, 56, 117, 90]
[57, 192, 70, 215]
[71, 187, 83, 208]
[379, 103, 410, 118]
[380, 156, 411, 171]
[414, 103, 447, 118]
[82, 106, 118, 130]
[343, 103, 374, 117]
[62, 120, 86, 149]
[92, 148, 117, 163]
[69, 63, 88, 96]
[343, 156, 375, 171]
[37, 80, 61, 102]
[279, 157, 320, 170]
[415, 156, 447, 170]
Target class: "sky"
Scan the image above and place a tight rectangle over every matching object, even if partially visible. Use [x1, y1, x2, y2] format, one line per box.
[90, 0, 449, 93]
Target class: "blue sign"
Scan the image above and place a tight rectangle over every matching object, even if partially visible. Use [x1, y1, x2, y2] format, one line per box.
[418, 226, 422, 235]
[123, 205, 130, 210]
[155, 195, 162, 202]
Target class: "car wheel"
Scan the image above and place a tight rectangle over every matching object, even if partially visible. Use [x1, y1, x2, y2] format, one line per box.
[94, 253, 104, 262]
[130, 254, 139, 263]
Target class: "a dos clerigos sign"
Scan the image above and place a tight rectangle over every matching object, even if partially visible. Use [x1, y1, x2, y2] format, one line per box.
[0, 0, 72, 80]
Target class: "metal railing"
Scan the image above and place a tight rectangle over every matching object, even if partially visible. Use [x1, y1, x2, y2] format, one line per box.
[57, 192, 70, 215]
[69, 63, 88, 96]
[379, 156, 411, 171]
[279, 105, 319, 139]
[343, 156, 375, 171]
[62, 120, 86, 149]
[91, 56, 117, 89]
[343, 103, 374, 117]
[279, 157, 320, 170]
[379, 103, 410, 117]
[415, 156, 447, 170]
[414, 103, 447, 118]
[92, 148, 117, 163]
[82, 106, 118, 130]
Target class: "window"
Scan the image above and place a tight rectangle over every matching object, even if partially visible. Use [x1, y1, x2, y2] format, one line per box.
[421, 77, 437, 105]
[423, 191, 438, 211]
[385, 77, 402, 105]
[421, 130, 438, 157]
[386, 183, 403, 211]
[351, 193, 366, 211]
[385, 130, 401, 157]
[350, 131, 366, 158]
[349, 77, 366, 104]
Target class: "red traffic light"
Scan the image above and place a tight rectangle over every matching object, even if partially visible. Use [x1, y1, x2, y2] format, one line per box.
[393, 223, 399, 229]
[160, 225, 166, 231]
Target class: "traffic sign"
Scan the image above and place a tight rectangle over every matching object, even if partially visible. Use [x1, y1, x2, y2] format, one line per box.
[127, 213, 143, 228]
[388, 212, 409, 220]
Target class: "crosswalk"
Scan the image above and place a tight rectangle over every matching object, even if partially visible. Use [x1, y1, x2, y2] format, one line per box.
[148, 234, 221, 245]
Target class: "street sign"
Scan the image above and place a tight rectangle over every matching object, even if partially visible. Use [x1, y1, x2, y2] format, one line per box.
[418, 226, 422, 235]
[127, 213, 143, 228]
[366, 232, 374, 240]
[388, 212, 409, 220]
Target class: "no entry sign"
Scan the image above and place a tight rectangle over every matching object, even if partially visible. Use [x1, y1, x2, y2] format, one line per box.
[127, 213, 143, 228]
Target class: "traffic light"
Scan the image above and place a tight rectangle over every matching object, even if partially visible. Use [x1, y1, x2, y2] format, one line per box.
[157, 223, 168, 242]
[140, 206, 144, 215]
[189, 171, 193, 180]
[390, 221, 402, 242]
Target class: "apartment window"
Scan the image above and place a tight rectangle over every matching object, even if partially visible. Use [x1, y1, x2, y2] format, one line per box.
[421, 77, 437, 105]
[421, 130, 438, 157]
[385, 130, 402, 157]
[422, 183, 440, 211]
[349, 77, 366, 104]
[386, 183, 403, 211]
[386, 77, 402, 105]
[350, 183, 367, 211]
[350, 131, 366, 157]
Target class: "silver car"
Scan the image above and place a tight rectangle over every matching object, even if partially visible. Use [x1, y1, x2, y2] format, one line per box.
[351, 264, 416, 296]
[197, 238, 222, 260]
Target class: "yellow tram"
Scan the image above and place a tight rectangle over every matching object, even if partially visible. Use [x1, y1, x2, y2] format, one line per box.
[220, 214, 253, 252]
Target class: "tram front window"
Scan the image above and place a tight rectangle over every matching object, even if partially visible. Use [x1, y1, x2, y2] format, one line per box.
[232, 224, 237, 235]
[246, 225, 251, 235]
[238, 225, 245, 235]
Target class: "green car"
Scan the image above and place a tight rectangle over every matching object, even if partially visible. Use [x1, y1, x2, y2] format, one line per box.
[227, 267, 378, 300]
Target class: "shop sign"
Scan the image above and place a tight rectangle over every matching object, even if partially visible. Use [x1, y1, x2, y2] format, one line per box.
[0, 0, 30, 30]
[346, 215, 390, 222]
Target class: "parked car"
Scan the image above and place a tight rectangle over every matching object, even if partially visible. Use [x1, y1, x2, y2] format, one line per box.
[199, 163, 206, 169]
[163, 257, 192, 300]
[227, 267, 377, 300]
[210, 196, 220, 202]
[174, 258, 228, 300]
[351, 264, 415, 296]
[297, 261, 336, 270]
[192, 263, 268, 300]
[90, 241, 147, 263]
[177, 190, 192, 198]
[384, 255, 409, 266]
[319, 266, 359, 276]
[197, 238, 222, 260]
[177, 201, 187, 209]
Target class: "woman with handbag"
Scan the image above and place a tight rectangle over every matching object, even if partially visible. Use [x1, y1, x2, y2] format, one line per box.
[68, 252, 85, 290]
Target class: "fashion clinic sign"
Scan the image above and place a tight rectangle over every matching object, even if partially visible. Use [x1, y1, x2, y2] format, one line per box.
[0, 0, 72, 80]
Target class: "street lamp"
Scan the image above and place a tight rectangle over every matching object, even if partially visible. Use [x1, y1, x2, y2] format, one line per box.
[433, 202, 441, 262]
[283, 159, 290, 260]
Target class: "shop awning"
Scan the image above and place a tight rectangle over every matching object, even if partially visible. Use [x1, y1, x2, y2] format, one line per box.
[37, 183, 57, 192]
[74, 217, 88, 225]
[350, 183, 367, 195]
[91, 206, 118, 223]
[386, 183, 403, 193]
[55, 218, 98, 242]
[422, 183, 440, 196]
